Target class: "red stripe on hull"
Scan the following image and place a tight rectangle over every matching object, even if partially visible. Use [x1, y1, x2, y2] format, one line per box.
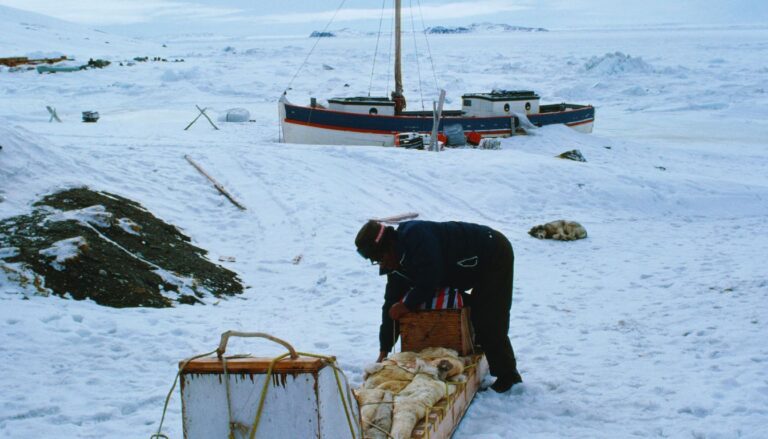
[283, 118, 513, 136]
[566, 118, 594, 127]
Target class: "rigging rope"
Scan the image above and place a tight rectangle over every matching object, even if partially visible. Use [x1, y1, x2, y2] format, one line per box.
[408, 0, 425, 110]
[416, 0, 440, 94]
[369, 0, 388, 96]
[283, 0, 348, 94]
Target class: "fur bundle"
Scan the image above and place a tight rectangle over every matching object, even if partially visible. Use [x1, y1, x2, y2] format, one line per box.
[356, 388, 393, 439]
[357, 347, 467, 438]
[528, 220, 587, 241]
[390, 374, 452, 439]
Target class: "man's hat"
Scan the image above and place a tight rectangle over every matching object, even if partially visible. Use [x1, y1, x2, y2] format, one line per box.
[355, 220, 389, 260]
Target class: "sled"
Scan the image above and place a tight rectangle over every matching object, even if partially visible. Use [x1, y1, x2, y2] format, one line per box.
[168, 325, 487, 439]
[358, 307, 489, 439]
[409, 353, 489, 438]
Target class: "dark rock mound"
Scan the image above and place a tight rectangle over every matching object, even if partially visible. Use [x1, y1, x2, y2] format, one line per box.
[0, 187, 243, 308]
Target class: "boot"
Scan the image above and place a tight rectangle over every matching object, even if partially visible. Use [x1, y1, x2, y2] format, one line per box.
[490, 370, 522, 393]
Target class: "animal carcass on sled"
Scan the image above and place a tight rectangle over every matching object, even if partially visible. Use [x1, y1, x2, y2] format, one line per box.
[354, 308, 489, 439]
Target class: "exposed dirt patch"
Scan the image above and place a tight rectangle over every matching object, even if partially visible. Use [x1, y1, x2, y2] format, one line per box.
[0, 187, 243, 307]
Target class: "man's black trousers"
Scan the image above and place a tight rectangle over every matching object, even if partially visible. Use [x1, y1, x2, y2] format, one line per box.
[467, 229, 519, 378]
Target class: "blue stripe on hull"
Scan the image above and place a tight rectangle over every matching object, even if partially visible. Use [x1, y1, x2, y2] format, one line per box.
[529, 107, 595, 127]
[284, 104, 515, 133]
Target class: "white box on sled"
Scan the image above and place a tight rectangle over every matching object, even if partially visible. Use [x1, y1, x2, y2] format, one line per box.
[180, 334, 358, 439]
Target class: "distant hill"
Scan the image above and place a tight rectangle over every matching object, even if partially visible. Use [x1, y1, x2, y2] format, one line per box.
[309, 31, 335, 38]
[309, 28, 376, 38]
[0, 4, 153, 59]
[425, 23, 548, 34]
[309, 23, 546, 38]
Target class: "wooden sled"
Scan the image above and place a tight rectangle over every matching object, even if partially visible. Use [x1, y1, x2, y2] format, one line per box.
[410, 354, 489, 439]
[359, 308, 489, 438]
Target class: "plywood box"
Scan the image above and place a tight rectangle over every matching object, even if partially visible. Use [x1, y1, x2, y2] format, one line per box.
[399, 307, 474, 355]
[180, 356, 356, 438]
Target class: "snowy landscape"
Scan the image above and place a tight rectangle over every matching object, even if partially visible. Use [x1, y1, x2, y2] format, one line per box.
[1, 3, 768, 438]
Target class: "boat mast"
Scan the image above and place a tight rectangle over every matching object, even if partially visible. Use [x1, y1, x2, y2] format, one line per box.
[392, 0, 406, 113]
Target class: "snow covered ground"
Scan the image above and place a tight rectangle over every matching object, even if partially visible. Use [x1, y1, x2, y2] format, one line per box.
[1, 6, 768, 438]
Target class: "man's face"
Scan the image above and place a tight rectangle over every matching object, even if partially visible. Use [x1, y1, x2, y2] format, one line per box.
[378, 248, 400, 271]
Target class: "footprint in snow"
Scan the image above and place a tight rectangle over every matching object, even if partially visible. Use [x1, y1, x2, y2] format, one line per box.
[323, 297, 341, 306]
[41, 314, 62, 323]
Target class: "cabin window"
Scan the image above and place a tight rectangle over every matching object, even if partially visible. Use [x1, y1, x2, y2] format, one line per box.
[525, 102, 531, 111]
[369, 107, 378, 115]
[503, 103, 510, 112]
[463, 99, 472, 106]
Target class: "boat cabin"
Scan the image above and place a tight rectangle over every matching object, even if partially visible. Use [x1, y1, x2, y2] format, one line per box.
[461, 90, 540, 116]
[327, 96, 396, 116]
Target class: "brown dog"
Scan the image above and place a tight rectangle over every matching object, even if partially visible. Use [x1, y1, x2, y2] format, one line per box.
[529, 220, 587, 241]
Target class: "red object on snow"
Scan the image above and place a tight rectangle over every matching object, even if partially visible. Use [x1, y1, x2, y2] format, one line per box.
[437, 133, 447, 144]
[466, 131, 482, 146]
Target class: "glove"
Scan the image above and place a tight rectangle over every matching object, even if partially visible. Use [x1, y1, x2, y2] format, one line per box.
[388, 302, 410, 320]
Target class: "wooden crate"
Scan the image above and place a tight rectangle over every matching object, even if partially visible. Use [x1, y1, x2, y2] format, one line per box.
[399, 307, 474, 355]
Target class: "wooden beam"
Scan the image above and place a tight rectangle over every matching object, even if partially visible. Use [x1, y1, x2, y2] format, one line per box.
[196, 105, 219, 130]
[184, 155, 246, 210]
[180, 356, 328, 374]
[370, 212, 419, 224]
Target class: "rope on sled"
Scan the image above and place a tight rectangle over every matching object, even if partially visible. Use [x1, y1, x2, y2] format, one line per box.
[150, 349, 218, 439]
[234, 350, 358, 439]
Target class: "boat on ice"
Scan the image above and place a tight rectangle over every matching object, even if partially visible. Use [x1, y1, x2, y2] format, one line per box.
[278, 0, 594, 147]
[279, 90, 594, 146]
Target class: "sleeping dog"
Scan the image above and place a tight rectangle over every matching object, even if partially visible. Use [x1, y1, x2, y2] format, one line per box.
[529, 220, 587, 241]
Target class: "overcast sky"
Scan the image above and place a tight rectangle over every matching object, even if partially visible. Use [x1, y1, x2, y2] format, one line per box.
[1, 0, 766, 36]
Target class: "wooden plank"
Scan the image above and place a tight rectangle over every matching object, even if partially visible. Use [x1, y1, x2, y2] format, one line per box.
[196, 105, 220, 130]
[0, 57, 28, 67]
[370, 212, 419, 224]
[411, 354, 489, 439]
[181, 356, 328, 374]
[0, 56, 68, 67]
[184, 155, 247, 210]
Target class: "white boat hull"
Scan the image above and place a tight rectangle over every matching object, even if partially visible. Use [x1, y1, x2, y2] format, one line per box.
[568, 120, 594, 134]
[281, 119, 396, 146]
